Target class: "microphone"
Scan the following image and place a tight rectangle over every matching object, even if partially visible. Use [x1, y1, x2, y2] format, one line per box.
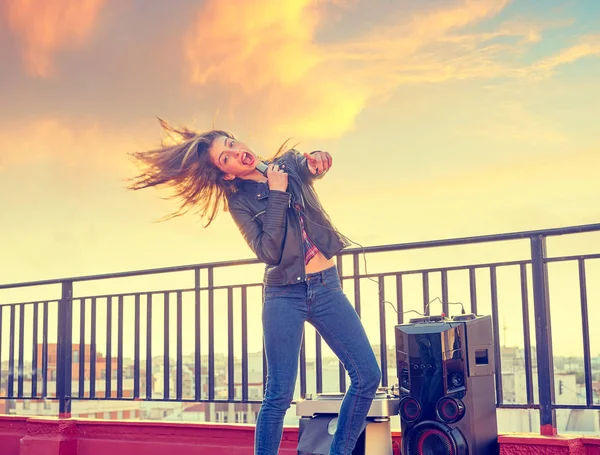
[255, 161, 269, 176]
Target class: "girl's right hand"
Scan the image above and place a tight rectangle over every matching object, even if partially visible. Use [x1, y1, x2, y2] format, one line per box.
[267, 164, 288, 192]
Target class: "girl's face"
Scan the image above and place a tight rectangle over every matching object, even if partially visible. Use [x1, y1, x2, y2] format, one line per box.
[209, 135, 262, 180]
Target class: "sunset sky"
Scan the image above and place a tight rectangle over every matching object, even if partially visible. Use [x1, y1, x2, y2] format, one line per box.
[1, 1, 599, 356]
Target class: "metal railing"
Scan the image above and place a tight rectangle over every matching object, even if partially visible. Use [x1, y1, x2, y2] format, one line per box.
[1, 223, 599, 434]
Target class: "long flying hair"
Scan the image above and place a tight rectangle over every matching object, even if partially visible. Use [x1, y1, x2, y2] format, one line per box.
[128, 119, 237, 227]
[128, 119, 293, 227]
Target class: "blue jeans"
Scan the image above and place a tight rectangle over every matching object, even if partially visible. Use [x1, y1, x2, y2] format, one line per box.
[255, 265, 382, 455]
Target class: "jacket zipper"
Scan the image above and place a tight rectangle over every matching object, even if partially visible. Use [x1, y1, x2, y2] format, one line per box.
[292, 202, 306, 282]
[251, 210, 266, 221]
[307, 223, 326, 257]
[302, 210, 332, 260]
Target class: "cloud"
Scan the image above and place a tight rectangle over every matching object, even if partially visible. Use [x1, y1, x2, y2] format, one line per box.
[185, 0, 321, 92]
[181, 0, 598, 140]
[184, 0, 506, 138]
[337, 0, 510, 57]
[0, 117, 148, 178]
[348, 145, 600, 242]
[184, 0, 347, 138]
[336, 12, 579, 87]
[453, 101, 568, 145]
[393, 146, 600, 221]
[3, 0, 106, 77]
[515, 33, 600, 80]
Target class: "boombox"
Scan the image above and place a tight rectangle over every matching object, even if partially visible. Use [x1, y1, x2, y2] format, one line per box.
[395, 314, 498, 455]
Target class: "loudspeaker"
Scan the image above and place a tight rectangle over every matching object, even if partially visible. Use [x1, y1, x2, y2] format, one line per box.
[395, 314, 498, 455]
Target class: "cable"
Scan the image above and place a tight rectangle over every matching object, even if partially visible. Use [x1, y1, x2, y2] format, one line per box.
[424, 296, 466, 315]
[285, 165, 464, 320]
[295, 203, 471, 320]
[292, 201, 425, 318]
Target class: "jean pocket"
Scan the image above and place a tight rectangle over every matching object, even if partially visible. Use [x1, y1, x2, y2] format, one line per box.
[321, 276, 343, 293]
[264, 286, 290, 299]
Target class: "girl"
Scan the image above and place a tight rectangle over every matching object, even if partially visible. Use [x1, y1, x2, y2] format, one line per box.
[129, 121, 381, 455]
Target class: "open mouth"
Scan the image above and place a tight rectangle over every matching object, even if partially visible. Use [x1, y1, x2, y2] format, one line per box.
[241, 151, 254, 166]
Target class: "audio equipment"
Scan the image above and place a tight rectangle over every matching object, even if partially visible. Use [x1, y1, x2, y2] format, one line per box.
[296, 391, 399, 454]
[255, 160, 269, 175]
[395, 314, 498, 454]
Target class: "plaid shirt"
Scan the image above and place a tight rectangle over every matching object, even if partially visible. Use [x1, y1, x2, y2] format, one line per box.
[295, 204, 319, 265]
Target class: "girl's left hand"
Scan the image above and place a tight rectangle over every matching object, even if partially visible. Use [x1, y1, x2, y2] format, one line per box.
[304, 151, 332, 175]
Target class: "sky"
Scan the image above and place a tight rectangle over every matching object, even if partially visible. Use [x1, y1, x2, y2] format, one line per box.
[1, 0, 600, 361]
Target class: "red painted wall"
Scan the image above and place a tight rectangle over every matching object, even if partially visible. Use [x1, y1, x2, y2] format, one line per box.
[1, 416, 599, 455]
[0, 416, 28, 455]
[583, 438, 600, 455]
[499, 434, 593, 455]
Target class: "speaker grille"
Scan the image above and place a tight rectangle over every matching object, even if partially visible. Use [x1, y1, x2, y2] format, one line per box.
[399, 396, 421, 423]
[436, 396, 465, 424]
[403, 422, 467, 455]
[409, 427, 454, 455]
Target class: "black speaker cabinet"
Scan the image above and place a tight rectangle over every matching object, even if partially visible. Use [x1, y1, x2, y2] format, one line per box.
[395, 314, 498, 455]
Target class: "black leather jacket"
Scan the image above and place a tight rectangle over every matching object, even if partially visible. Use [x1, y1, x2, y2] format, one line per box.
[228, 150, 350, 286]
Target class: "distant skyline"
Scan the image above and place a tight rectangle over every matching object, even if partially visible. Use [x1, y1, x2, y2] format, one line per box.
[1, 1, 599, 360]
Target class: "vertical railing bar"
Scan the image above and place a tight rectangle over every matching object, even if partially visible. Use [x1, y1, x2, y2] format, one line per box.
[300, 328, 307, 399]
[208, 268, 215, 401]
[441, 270, 449, 316]
[423, 272, 430, 315]
[520, 264, 534, 406]
[163, 292, 170, 400]
[378, 275, 387, 388]
[241, 286, 248, 402]
[396, 274, 404, 325]
[89, 298, 96, 399]
[32, 303, 38, 398]
[78, 298, 86, 398]
[117, 295, 124, 399]
[146, 293, 153, 399]
[353, 253, 361, 316]
[469, 267, 478, 315]
[57, 281, 73, 417]
[262, 286, 267, 397]
[17, 303, 25, 398]
[176, 291, 183, 401]
[42, 301, 49, 398]
[490, 266, 503, 406]
[8, 305, 15, 398]
[0, 307, 3, 395]
[134, 294, 140, 399]
[195, 268, 201, 401]
[105, 296, 112, 399]
[578, 259, 593, 407]
[530, 235, 556, 435]
[227, 287, 234, 401]
[337, 255, 346, 393]
[315, 331, 323, 395]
